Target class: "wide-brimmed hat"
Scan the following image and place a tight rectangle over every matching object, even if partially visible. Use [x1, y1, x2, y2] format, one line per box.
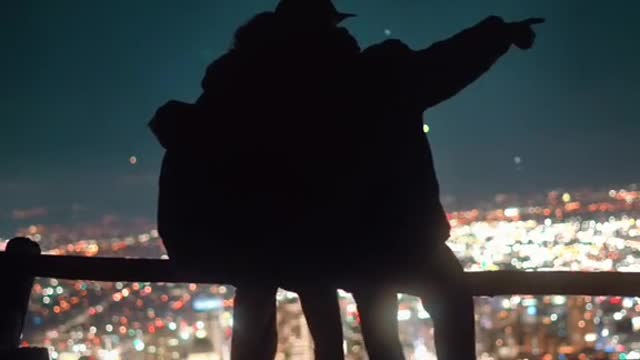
[275, 0, 356, 24]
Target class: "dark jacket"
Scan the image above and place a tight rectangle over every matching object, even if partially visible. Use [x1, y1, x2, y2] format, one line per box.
[150, 47, 281, 275]
[352, 16, 513, 274]
[150, 25, 363, 280]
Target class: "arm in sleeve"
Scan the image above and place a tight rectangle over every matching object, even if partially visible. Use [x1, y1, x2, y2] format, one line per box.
[410, 16, 514, 109]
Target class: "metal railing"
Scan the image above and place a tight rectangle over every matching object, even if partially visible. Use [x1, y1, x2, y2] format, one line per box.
[2, 236, 639, 359]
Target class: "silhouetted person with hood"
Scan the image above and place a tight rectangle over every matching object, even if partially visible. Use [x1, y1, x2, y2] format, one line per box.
[346, 15, 544, 360]
[150, 1, 361, 359]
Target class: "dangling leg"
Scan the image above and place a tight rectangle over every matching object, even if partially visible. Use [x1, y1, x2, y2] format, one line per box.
[418, 244, 476, 360]
[298, 285, 345, 360]
[353, 285, 405, 360]
[231, 283, 279, 360]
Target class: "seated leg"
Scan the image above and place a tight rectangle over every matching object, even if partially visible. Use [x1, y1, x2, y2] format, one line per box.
[298, 286, 345, 360]
[353, 286, 405, 360]
[231, 284, 279, 360]
[416, 244, 476, 360]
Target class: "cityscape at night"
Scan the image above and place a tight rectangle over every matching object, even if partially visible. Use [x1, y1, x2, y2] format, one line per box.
[3, 1, 640, 359]
[3, 186, 640, 359]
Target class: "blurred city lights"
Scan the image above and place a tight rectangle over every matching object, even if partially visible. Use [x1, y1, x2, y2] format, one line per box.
[14, 185, 640, 359]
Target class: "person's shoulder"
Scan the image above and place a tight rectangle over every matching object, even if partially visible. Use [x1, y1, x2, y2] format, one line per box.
[361, 39, 412, 58]
[357, 39, 414, 78]
[204, 51, 239, 75]
[149, 100, 200, 151]
[201, 50, 244, 91]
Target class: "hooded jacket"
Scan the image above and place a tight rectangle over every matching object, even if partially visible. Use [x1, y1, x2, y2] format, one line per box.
[150, 18, 363, 276]
[352, 16, 514, 273]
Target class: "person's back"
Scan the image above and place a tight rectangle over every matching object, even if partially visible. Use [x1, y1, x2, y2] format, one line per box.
[220, 30, 357, 268]
[356, 40, 449, 268]
[201, 11, 362, 360]
[152, 5, 363, 359]
[344, 16, 543, 360]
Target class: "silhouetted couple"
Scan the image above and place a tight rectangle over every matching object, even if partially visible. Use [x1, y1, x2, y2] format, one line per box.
[150, 0, 542, 359]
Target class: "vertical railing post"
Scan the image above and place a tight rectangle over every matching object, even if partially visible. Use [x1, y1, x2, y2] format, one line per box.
[0, 237, 49, 359]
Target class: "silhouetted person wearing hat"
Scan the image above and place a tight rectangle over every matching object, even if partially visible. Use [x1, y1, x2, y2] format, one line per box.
[151, 1, 361, 359]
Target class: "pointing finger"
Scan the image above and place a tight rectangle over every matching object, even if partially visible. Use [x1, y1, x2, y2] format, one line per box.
[522, 17, 545, 26]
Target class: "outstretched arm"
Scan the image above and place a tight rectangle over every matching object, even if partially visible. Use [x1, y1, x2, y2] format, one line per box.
[411, 16, 543, 109]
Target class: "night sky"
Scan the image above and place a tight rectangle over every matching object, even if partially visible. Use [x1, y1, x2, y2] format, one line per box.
[1, 0, 639, 223]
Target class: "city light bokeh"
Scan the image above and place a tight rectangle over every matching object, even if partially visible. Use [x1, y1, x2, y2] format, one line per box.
[3, 186, 640, 359]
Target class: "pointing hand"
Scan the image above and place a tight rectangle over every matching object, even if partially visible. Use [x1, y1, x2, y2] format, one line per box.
[508, 17, 545, 50]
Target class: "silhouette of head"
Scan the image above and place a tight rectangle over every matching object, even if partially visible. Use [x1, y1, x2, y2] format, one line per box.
[232, 11, 279, 50]
[231, 9, 360, 56]
[275, 0, 356, 29]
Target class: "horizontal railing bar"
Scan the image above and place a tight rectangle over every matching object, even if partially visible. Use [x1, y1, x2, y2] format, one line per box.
[1, 252, 639, 296]
[464, 271, 640, 297]
[0, 252, 229, 283]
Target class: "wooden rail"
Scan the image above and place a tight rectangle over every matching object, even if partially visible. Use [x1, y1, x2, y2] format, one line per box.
[2, 236, 639, 359]
[1, 243, 637, 296]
